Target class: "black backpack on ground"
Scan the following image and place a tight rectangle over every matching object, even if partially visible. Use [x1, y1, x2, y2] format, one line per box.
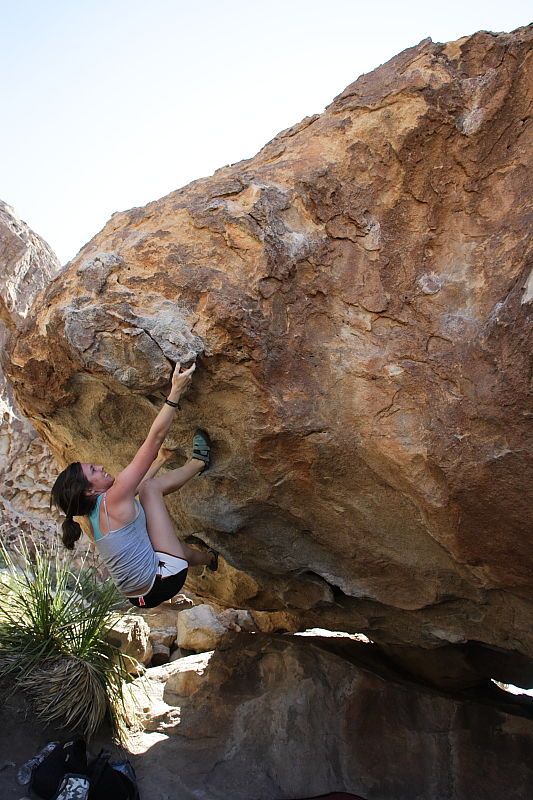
[87, 749, 140, 800]
[30, 737, 88, 800]
[27, 738, 139, 800]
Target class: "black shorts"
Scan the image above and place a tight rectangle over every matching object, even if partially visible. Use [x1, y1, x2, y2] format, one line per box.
[128, 559, 188, 609]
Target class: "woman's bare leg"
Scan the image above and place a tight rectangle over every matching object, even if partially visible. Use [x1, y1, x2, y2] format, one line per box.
[155, 459, 205, 495]
[138, 463, 212, 566]
[137, 447, 200, 493]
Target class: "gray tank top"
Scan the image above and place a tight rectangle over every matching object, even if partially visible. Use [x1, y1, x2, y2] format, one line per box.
[89, 493, 158, 597]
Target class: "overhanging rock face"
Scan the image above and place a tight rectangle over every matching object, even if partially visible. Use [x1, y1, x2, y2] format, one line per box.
[2, 28, 532, 680]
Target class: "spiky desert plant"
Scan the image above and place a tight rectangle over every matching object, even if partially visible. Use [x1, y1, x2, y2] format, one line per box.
[0, 538, 135, 739]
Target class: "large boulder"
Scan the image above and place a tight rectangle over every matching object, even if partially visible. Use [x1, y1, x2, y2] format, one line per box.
[1, 27, 532, 685]
[128, 633, 533, 800]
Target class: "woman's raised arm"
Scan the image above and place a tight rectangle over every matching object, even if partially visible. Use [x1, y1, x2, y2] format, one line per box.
[109, 362, 196, 499]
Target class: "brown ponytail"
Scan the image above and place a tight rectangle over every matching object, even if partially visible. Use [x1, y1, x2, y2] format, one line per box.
[50, 462, 97, 549]
[61, 517, 83, 550]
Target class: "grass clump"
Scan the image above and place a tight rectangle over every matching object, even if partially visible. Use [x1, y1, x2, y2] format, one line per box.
[0, 538, 134, 740]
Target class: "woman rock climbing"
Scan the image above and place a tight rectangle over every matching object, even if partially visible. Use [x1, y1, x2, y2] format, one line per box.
[50, 362, 217, 608]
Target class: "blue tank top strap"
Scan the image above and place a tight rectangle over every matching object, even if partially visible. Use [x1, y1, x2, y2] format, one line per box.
[89, 494, 104, 541]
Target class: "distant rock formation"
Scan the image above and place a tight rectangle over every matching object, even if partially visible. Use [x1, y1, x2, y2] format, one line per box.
[0, 202, 62, 546]
[0, 374, 58, 547]
[0, 200, 60, 324]
[1, 27, 532, 691]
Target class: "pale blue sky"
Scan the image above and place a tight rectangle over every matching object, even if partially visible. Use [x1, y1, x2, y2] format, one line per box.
[2, 0, 531, 264]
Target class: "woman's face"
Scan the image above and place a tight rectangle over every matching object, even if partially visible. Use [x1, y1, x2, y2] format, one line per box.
[81, 463, 115, 495]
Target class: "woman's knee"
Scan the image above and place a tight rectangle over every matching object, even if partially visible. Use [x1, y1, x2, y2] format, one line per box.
[138, 477, 163, 501]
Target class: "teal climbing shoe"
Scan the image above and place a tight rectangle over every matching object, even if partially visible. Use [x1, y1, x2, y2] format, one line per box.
[192, 429, 211, 473]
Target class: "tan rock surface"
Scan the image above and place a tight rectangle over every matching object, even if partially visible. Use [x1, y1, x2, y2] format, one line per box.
[217, 606, 256, 631]
[250, 609, 300, 633]
[127, 633, 533, 800]
[149, 626, 177, 649]
[1, 28, 533, 681]
[0, 387, 59, 547]
[177, 603, 227, 651]
[163, 651, 212, 697]
[107, 613, 153, 672]
[1, 637, 531, 800]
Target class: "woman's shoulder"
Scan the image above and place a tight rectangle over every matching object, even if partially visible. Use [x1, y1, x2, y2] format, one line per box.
[102, 490, 138, 528]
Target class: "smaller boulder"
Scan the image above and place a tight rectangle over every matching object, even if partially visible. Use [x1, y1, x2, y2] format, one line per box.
[177, 604, 227, 652]
[107, 613, 153, 673]
[168, 593, 195, 611]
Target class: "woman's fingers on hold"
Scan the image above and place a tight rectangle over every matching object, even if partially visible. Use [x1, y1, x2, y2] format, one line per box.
[171, 361, 195, 383]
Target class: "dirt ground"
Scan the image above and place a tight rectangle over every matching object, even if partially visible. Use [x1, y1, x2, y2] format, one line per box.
[0, 690, 220, 800]
[0, 692, 135, 800]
